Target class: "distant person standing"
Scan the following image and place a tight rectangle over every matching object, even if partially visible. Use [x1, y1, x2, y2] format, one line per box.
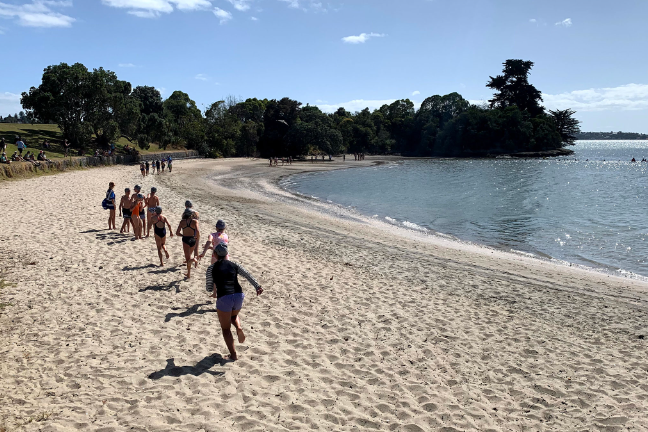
[119, 187, 133, 234]
[105, 182, 117, 230]
[145, 187, 160, 238]
[145, 160, 150, 176]
[1, 137, 5, 152]
[16, 139, 26, 156]
[156, 159, 161, 174]
[161, 159, 166, 172]
[64, 139, 70, 157]
[167, 157, 173, 173]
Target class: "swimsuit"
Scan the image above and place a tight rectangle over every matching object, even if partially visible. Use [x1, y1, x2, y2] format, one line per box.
[123, 207, 131, 219]
[181, 220, 197, 247]
[153, 219, 166, 238]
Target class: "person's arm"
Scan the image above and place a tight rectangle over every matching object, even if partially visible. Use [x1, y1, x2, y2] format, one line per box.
[119, 199, 123, 216]
[205, 264, 217, 298]
[234, 262, 263, 296]
[175, 222, 182, 237]
[165, 217, 174, 237]
[199, 234, 214, 258]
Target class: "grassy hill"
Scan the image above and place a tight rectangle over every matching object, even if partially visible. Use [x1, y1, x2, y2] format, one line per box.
[0, 124, 178, 159]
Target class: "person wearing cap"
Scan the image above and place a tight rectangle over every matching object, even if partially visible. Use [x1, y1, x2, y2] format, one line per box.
[119, 188, 133, 234]
[145, 187, 160, 238]
[206, 243, 263, 361]
[131, 193, 146, 239]
[151, 207, 173, 266]
[105, 182, 117, 230]
[130, 185, 146, 226]
[199, 219, 229, 264]
[0, 152, 10, 164]
[176, 209, 200, 278]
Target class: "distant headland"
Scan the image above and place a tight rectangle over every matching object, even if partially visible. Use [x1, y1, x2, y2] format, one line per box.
[576, 132, 648, 140]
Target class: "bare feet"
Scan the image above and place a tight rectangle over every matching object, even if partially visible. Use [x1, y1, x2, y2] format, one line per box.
[225, 353, 238, 361]
[236, 328, 246, 343]
[165, 250, 170, 259]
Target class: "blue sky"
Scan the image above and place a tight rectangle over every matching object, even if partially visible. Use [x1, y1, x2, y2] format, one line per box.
[1, 0, 647, 132]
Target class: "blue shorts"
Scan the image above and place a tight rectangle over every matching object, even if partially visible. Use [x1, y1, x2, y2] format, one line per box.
[216, 293, 245, 312]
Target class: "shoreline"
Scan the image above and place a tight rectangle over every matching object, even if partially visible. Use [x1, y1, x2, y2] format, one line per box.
[275, 157, 648, 284]
[2, 158, 648, 431]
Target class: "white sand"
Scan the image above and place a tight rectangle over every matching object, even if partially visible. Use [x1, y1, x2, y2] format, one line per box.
[1, 158, 648, 431]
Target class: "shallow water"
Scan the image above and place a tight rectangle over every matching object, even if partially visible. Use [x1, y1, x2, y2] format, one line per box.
[285, 141, 648, 277]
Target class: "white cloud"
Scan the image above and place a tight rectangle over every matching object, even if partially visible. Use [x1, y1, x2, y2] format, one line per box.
[0, 0, 75, 28]
[555, 18, 572, 27]
[318, 99, 421, 113]
[278, 0, 325, 12]
[195, 73, 209, 81]
[119, 63, 137, 68]
[226, 0, 250, 11]
[156, 87, 167, 96]
[250, 16, 257, 20]
[342, 32, 385, 44]
[213, 7, 231, 23]
[529, 18, 536, 23]
[543, 83, 648, 112]
[0, 92, 23, 116]
[101, 0, 212, 18]
[412, 90, 420, 96]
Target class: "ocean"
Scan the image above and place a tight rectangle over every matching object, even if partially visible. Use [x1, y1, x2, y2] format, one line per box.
[283, 141, 648, 278]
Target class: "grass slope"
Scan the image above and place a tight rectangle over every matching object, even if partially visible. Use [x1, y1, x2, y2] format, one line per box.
[0, 124, 180, 159]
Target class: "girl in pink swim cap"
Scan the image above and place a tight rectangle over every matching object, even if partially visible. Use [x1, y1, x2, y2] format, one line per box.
[199, 219, 229, 264]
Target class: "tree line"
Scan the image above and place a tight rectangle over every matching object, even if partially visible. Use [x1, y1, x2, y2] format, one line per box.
[20, 59, 580, 157]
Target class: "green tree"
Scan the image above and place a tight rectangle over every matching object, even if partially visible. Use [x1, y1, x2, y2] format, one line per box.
[549, 109, 581, 146]
[21, 63, 94, 147]
[258, 98, 301, 157]
[162, 91, 205, 150]
[487, 60, 544, 117]
[204, 100, 241, 157]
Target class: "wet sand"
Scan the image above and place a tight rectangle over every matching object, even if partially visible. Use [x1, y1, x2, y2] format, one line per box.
[1, 157, 648, 431]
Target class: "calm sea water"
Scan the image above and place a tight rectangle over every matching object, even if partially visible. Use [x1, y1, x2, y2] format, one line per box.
[284, 141, 648, 277]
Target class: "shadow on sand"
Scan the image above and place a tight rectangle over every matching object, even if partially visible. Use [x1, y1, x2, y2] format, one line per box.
[148, 356, 228, 380]
[139, 280, 182, 293]
[165, 302, 216, 322]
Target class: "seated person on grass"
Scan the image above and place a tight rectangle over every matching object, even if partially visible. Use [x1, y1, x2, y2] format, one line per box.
[0, 152, 10, 164]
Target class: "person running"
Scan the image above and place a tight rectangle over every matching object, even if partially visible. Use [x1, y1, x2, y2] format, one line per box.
[156, 159, 161, 174]
[151, 207, 173, 266]
[199, 219, 229, 264]
[176, 209, 199, 279]
[145, 187, 160, 238]
[205, 243, 263, 361]
[105, 182, 117, 230]
[119, 188, 133, 234]
[167, 157, 173, 173]
[145, 160, 150, 176]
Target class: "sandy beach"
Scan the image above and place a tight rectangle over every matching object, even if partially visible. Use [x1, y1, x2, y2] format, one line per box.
[1, 157, 648, 431]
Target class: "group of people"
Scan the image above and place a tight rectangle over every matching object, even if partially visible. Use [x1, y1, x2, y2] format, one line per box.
[269, 157, 292, 166]
[1, 149, 52, 165]
[103, 180, 262, 361]
[139, 158, 173, 177]
[630, 158, 648, 162]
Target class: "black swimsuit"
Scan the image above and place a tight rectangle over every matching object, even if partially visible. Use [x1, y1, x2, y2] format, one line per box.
[154, 219, 166, 238]
[181, 220, 197, 247]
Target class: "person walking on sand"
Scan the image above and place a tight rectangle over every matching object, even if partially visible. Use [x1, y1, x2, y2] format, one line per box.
[140, 162, 146, 177]
[145, 187, 160, 238]
[151, 207, 173, 266]
[145, 160, 150, 176]
[119, 188, 133, 234]
[156, 159, 161, 174]
[206, 243, 263, 361]
[167, 156, 173, 173]
[199, 220, 229, 264]
[176, 209, 200, 278]
[105, 182, 117, 230]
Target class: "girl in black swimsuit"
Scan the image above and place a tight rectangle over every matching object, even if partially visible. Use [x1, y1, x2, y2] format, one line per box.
[176, 209, 200, 278]
[152, 207, 173, 267]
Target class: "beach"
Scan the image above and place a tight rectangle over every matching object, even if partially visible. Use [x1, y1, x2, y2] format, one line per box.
[1, 157, 648, 431]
